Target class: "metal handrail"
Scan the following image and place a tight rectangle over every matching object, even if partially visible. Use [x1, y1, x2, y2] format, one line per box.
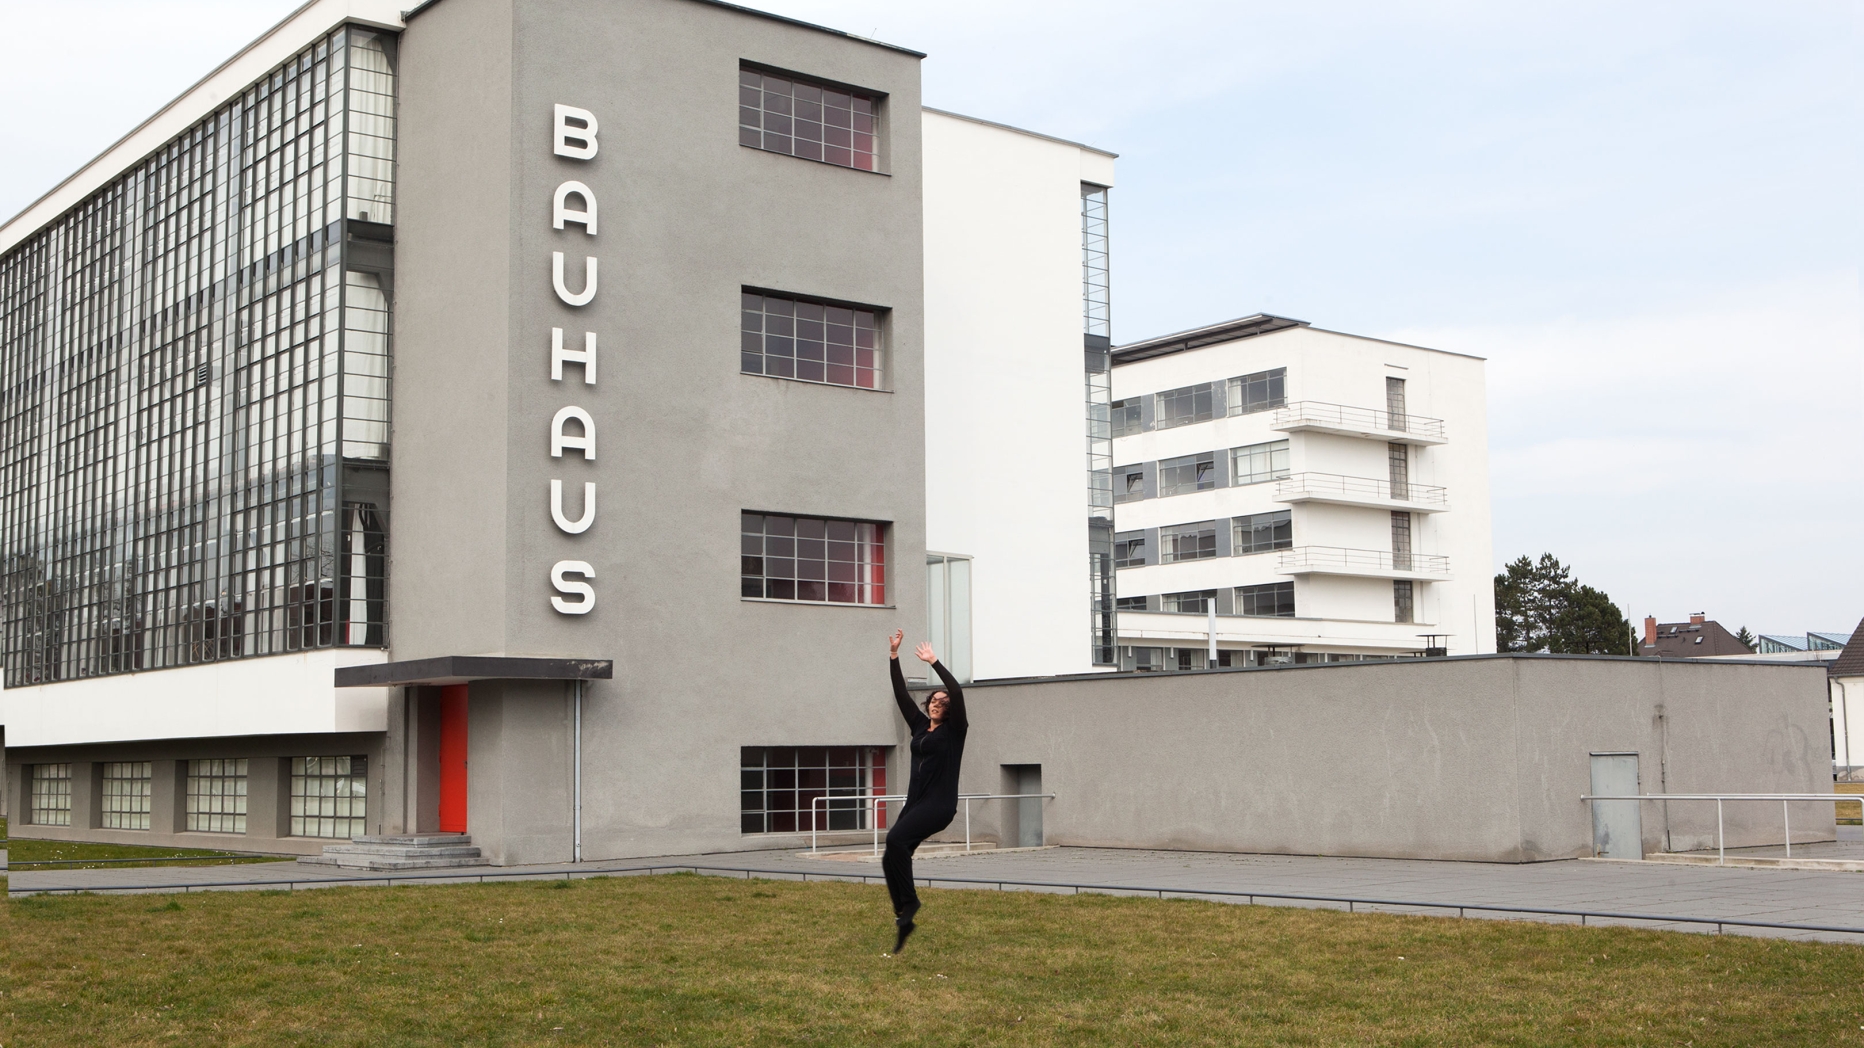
[1275, 472, 1448, 506]
[1580, 793, 1858, 864]
[13, 861, 1864, 938]
[809, 792, 1056, 856]
[1271, 401, 1446, 441]
[1278, 545, 1451, 576]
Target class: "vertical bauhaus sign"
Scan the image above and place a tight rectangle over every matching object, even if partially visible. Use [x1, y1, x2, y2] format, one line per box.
[547, 104, 601, 615]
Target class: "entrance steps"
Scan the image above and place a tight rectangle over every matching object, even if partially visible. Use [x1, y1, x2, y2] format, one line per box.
[299, 834, 489, 871]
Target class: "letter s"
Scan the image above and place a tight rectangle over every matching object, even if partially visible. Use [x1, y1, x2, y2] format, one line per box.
[551, 560, 596, 615]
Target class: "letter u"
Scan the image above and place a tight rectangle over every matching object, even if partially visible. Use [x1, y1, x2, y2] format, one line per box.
[551, 479, 596, 534]
[553, 252, 597, 306]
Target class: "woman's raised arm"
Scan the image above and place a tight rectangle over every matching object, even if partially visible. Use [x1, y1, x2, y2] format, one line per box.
[889, 630, 928, 731]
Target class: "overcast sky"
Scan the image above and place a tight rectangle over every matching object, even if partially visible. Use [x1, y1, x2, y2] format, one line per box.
[2, 1, 1858, 634]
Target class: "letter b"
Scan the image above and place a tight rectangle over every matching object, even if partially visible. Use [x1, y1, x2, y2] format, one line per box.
[554, 104, 598, 160]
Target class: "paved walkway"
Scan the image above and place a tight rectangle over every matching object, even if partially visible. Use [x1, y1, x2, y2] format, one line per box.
[12, 845, 1864, 944]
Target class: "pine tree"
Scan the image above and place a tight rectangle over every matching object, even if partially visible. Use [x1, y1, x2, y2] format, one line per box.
[1493, 554, 1630, 655]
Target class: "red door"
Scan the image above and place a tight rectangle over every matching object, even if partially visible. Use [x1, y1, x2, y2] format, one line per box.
[438, 685, 469, 833]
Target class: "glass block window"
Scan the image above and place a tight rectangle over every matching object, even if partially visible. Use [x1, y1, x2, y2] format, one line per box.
[741, 292, 883, 389]
[1110, 398, 1143, 439]
[0, 27, 396, 688]
[186, 759, 248, 834]
[741, 746, 888, 834]
[1114, 464, 1146, 504]
[1226, 368, 1286, 416]
[1155, 382, 1217, 430]
[1233, 510, 1293, 555]
[1157, 453, 1218, 497]
[1159, 521, 1218, 564]
[102, 762, 154, 830]
[741, 513, 886, 605]
[290, 756, 368, 838]
[1233, 439, 1291, 486]
[29, 763, 72, 826]
[739, 68, 878, 171]
[1113, 531, 1147, 569]
[1238, 582, 1296, 618]
[1160, 589, 1217, 614]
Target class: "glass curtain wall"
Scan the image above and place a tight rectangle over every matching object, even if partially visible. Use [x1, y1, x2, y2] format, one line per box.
[0, 27, 396, 686]
[1082, 183, 1115, 665]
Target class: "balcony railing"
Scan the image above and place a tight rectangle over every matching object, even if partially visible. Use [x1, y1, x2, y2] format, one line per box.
[1277, 545, 1452, 577]
[1271, 401, 1446, 442]
[1275, 472, 1448, 506]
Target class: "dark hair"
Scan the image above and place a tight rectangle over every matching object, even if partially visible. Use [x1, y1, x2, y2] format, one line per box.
[921, 689, 949, 715]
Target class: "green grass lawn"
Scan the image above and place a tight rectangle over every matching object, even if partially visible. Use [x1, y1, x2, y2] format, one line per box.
[1838, 783, 1862, 825]
[1, 817, 289, 870]
[4, 873, 1859, 1046]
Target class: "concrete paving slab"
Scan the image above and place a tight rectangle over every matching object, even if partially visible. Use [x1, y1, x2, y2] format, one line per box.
[13, 846, 1864, 944]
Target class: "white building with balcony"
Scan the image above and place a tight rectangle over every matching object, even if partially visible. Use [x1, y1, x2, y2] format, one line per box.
[1108, 315, 1496, 669]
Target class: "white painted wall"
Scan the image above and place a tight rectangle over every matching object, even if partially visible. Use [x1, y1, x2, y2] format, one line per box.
[0, 649, 390, 747]
[1111, 324, 1496, 655]
[921, 109, 1114, 679]
[1834, 676, 1863, 775]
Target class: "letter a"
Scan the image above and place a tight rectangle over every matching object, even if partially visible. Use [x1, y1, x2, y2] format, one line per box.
[553, 181, 598, 235]
[551, 405, 596, 460]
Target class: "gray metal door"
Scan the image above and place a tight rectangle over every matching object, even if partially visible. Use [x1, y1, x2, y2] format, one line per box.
[1014, 766, 1043, 848]
[1589, 752, 1642, 860]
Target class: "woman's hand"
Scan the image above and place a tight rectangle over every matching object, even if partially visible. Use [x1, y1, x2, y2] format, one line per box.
[889, 629, 903, 658]
[915, 641, 937, 665]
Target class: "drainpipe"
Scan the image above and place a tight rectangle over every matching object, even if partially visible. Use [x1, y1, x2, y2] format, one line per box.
[573, 679, 583, 863]
[1656, 701, 1672, 853]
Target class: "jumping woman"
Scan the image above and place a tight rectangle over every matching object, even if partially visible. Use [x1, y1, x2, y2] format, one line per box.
[884, 628, 968, 953]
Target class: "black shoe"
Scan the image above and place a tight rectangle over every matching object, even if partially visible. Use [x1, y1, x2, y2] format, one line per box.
[893, 920, 916, 954]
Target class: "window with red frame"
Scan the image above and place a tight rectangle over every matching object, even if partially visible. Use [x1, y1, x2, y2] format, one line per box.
[741, 746, 889, 834]
[741, 291, 883, 390]
[741, 513, 886, 606]
[738, 68, 878, 171]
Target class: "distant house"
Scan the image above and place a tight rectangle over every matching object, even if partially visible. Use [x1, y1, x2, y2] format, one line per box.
[1639, 614, 1753, 658]
[1756, 632, 1853, 655]
[1830, 619, 1864, 780]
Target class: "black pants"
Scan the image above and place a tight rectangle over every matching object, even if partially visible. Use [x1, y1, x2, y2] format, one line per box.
[882, 801, 955, 916]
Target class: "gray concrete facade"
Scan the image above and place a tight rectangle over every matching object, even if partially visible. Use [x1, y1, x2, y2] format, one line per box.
[389, 0, 928, 864]
[951, 655, 1835, 863]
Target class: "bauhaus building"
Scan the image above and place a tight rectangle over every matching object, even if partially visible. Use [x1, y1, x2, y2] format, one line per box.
[5, 0, 1828, 866]
[0, 0, 1124, 860]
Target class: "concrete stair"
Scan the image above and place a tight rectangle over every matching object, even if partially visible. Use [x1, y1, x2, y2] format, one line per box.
[298, 834, 489, 871]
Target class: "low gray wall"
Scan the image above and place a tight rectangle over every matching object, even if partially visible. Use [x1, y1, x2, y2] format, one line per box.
[955, 654, 1833, 863]
[5, 732, 385, 857]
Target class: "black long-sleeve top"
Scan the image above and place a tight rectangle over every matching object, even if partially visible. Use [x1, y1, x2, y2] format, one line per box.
[890, 657, 969, 816]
